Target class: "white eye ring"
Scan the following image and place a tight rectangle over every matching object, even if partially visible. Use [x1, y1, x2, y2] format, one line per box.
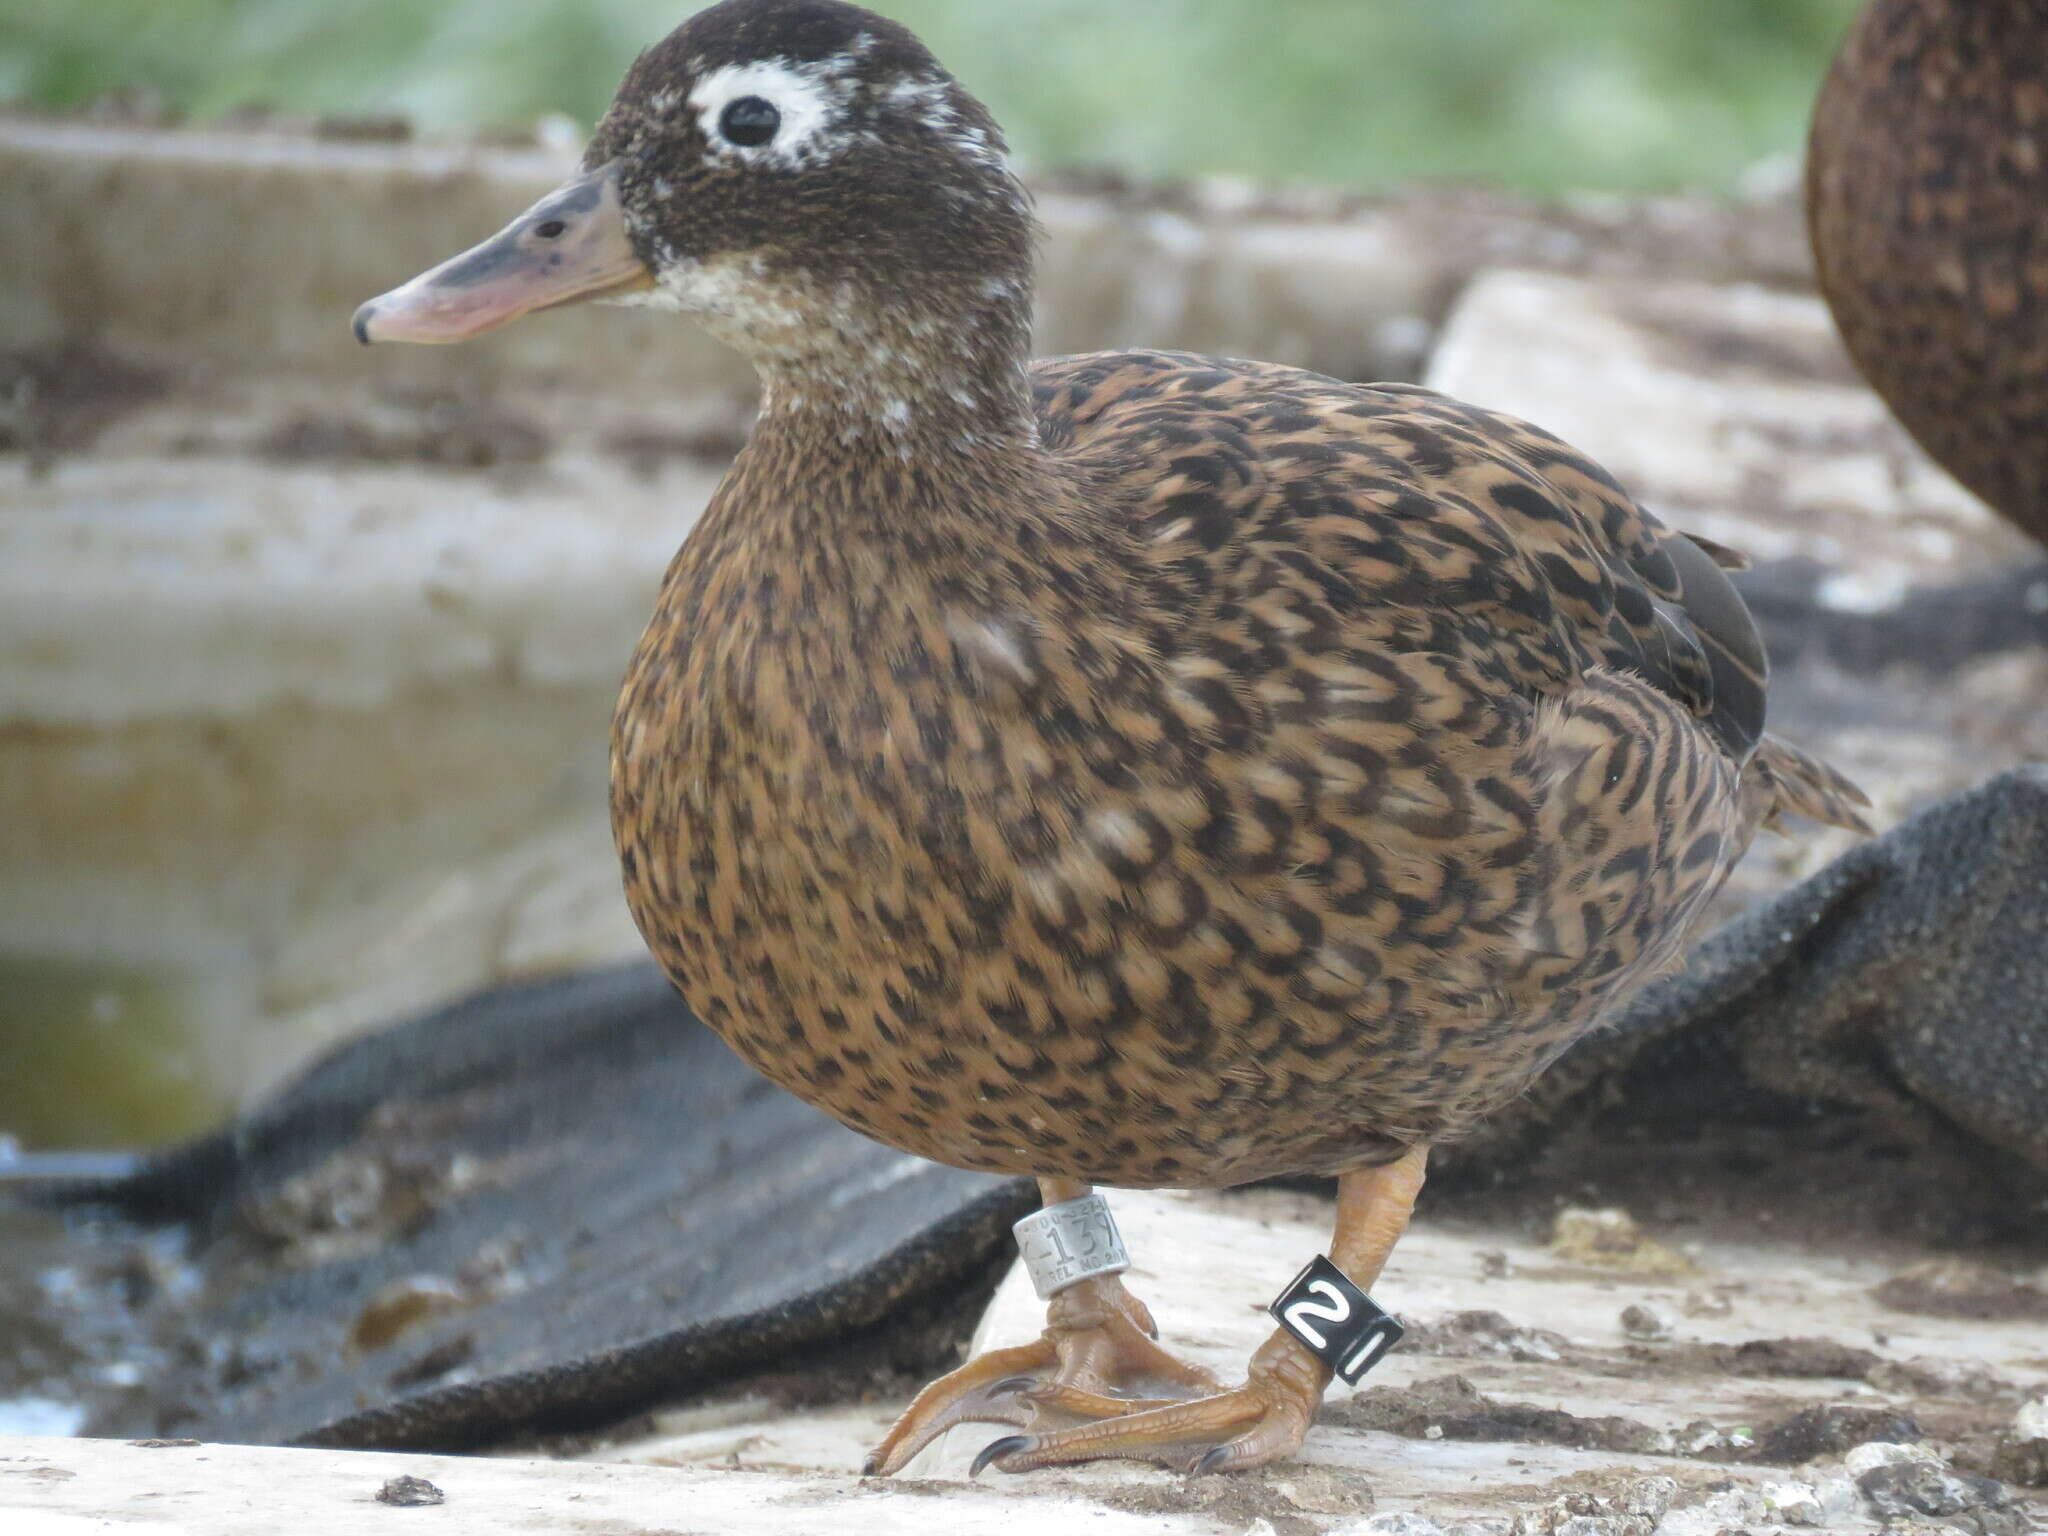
[690, 59, 847, 163]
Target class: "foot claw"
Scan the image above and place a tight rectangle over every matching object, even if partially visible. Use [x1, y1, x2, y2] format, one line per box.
[1129, 1293, 1161, 1339]
[876, 1153, 1427, 1477]
[863, 1274, 1216, 1476]
[952, 1341, 1322, 1474]
[972, 1436, 1032, 1477]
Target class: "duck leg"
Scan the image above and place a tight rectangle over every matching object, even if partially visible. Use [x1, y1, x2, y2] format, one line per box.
[863, 1177, 1227, 1476]
[972, 1146, 1429, 1476]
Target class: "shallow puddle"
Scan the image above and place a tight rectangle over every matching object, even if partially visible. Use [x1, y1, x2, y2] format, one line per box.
[0, 1188, 190, 1438]
[0, 956, 217, 1147]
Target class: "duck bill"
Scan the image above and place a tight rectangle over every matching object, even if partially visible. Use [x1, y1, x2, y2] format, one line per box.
[353, 162, 654, 345]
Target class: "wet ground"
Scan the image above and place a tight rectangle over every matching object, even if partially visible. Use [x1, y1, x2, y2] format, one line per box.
[0, 1196, 179, 1440]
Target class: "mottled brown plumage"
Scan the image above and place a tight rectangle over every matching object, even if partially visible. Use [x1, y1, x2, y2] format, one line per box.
[1809, 0, 2048, 546]
[361, 0, 1869, 1478]
[615, 354, 1863, 1189]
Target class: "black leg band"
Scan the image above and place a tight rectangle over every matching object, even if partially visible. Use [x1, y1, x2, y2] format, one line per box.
[1268, 1255, 1405, 1383]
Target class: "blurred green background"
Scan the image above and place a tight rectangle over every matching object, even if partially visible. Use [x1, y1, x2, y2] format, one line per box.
[4, 0, 1862, 193]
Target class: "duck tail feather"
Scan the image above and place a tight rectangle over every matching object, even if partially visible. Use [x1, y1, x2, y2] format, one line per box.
[1749, 734, 1874, 836]
[1683, 531, 1752, 572]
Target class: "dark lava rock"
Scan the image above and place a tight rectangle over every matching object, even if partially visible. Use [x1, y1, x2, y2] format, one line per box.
[1333, 1372, 1662, 1454]
[375, 1474, 445, 1507]
[1874, 1260, 2048, 1323]
[1858, 1460, 2008, 1518]
[1401, 1309, 1569, 1363]
[1749, 1403, 1921, 1466]
[1990, 1437, 2048, 1489]
[1634, 1336, 1883, 1381]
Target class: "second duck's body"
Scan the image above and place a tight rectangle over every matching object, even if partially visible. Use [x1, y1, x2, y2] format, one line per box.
[1809, 0, 2048, 548]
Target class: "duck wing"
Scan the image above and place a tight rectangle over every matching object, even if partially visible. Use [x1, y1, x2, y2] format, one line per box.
[1033, 350, 1767, 765]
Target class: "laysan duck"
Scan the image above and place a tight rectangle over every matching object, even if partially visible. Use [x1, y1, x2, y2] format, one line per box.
[356, 0, 1871, 1476]
[1808, 0, 2048, 548]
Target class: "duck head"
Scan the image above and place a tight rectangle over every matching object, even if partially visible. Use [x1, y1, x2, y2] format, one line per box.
[355, 0, 1037, 428]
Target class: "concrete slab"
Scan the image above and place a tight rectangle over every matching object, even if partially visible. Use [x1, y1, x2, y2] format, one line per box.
[0, 1433, 1220, 1536]
[1424, 268, 2034, 601]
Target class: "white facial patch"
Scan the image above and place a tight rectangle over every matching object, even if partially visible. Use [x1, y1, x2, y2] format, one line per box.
[689, 57, 858, 166]
[613, 249, 809, 345]
[885, 71, 1009, 172]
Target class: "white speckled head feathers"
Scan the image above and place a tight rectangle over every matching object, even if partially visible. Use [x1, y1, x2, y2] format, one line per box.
[581, 0, 1038, 431]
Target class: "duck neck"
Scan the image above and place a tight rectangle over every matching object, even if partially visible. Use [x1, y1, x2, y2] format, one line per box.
[743, 280, 1043, 474]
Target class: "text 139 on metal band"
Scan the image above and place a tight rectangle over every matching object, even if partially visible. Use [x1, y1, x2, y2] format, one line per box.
[1268, 1255, 1405, 1384]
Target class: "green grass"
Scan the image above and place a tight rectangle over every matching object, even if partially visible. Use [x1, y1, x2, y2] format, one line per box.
[1, 0, 1863, 193]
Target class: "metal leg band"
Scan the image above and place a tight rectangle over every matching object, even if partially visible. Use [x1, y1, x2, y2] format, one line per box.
[1269, 1254, 1405, 1383]
[1013, 1192, 1131, 1300]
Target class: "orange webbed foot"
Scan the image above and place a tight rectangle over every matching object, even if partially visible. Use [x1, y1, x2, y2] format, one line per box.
[871, 1149, 1428, 1479]
[862, 1272, 1222, 1476]
[970, 1325, 1330, 1475]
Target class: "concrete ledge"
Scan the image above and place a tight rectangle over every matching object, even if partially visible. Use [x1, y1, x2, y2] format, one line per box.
[1424, 268, 2026, 589]
[0, 118, 1812, 392]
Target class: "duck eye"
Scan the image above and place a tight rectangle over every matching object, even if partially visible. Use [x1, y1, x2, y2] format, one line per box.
[718, 96, 781, 147]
